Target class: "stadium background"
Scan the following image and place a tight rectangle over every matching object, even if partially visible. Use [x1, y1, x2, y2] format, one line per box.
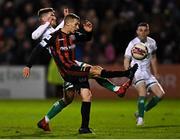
[0, 0, 180, 99]
[0, 0, 180, 139]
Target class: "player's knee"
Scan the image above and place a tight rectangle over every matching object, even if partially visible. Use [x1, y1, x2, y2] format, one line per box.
[63, 97, 73, 106]
[64, 89, 75, 105]
[90, 66, 103, 76]
[81, 91, 92, 102]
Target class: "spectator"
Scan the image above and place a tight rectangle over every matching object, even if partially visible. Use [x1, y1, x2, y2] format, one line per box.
[0, 0, 180, 65]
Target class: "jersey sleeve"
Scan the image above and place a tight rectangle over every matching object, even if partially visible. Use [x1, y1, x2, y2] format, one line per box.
[31, 22, 50, 40]
[39, 33, 55, 48]
[151, 39, 157, 54]
[26, 33, 56, 68]
[55, 20, 64, 31]
[26, 44, 45, 68]
[124, 41, 133, 59]
[152, 40, 157, 51]
[74, 29, 92, 42]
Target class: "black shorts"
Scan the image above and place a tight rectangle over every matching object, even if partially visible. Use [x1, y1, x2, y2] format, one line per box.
[62, 60, 90, 92]
[63, 76, 90, 93]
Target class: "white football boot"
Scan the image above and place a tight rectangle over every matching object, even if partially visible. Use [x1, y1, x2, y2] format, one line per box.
[136, 117, 144, 126]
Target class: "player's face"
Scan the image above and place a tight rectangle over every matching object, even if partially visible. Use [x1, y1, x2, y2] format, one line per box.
[69, 19, 80, 33]
[136, 26, 149, 40]
[42, 12, 57, 27]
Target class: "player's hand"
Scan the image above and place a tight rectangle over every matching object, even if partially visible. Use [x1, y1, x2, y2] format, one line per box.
[47, 16, 53, 24]
[23, 67, 31, 78]
[64, 8, 69, 17]
[90, 66, 103, 77]
[83, 20, 93, 32]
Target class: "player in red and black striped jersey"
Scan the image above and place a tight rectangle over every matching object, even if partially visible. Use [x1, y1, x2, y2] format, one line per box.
[24, 13, 138, 134]
[26, 13, 137, 87]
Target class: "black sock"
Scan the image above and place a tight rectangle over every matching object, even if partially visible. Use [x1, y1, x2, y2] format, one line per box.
[100, 69, 130, 78]
[81, 102, 91, 128]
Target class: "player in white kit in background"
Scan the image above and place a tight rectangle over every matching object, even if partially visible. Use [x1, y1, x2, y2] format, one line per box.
[124, 22, 165, 126]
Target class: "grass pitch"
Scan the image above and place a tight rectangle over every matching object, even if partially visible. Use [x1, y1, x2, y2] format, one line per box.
[0, 99, 180, 139]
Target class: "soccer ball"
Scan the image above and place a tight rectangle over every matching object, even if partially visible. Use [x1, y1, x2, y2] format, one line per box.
[131, 43, 148, 60]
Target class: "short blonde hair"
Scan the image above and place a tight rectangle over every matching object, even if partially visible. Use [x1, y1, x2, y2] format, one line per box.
[38, 8, 55, 17]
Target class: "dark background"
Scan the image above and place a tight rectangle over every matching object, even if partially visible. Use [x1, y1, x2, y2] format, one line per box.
[0, 0, 180, 66]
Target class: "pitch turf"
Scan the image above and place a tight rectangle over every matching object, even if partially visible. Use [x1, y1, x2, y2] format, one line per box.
[0, 99, 180, 139]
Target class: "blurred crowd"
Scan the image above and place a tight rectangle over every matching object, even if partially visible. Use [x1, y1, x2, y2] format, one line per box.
[0, 0, 180, 66]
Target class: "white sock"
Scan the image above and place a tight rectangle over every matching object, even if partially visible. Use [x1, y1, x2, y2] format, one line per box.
[113, 86, 120, 92]
[45, 115, 50, 123]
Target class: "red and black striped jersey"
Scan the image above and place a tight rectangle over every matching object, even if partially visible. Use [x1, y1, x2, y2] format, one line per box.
[27, 29, 92, 81]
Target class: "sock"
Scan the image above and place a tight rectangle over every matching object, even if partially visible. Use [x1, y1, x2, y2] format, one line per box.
[95, 77, 118, 92]
[81, 102, 91, 128]
[46, 99, 66, 120]
[137, 96, 145, 118]
[45, 115, 50, 123]
[145, 96, 161, 112]
[100, 69, 130, 78]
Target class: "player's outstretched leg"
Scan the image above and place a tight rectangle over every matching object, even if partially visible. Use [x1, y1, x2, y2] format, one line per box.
[127, 63, 138, 80]
[96, 64, 138, 97]
[115, 64, 138, 97]
[115, 63, 138, 97]
[116, 79, 132, 97]
[94, 77, 130, 97]
[100, 63, 138, 79]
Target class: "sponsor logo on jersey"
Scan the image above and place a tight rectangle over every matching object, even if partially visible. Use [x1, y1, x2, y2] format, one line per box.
[60, 44, 76, 51]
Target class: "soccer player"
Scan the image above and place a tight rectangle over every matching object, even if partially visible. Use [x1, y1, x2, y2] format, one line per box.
[124, 22, 165, 126]
[30, 7, 132, 99]
[23, 13, 138, 133]
[31, 8, 68, 98]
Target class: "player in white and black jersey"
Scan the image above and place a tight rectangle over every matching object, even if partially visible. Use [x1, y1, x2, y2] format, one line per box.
[124, 22, 165, 126]
[31, 7, 66, 40]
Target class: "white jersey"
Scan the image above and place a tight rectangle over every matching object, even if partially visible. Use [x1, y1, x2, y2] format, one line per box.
[31, 20, 64, 40]
[31, 20, 64, 54]
[125, 37, 157, 71]
[125, 37, 158, 88]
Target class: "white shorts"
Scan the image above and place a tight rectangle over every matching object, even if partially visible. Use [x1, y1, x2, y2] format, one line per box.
[133, 70, 159, 91]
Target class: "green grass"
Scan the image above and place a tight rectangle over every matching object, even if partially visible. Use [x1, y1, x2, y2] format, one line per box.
[0, 99, 180, 139]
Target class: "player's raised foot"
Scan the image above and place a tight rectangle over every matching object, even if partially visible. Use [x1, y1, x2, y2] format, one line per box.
[128, 63, 138, 80]
[136, 117, 144, 126]
[116, 79, 132, 97]
[78, 127, 93, 134]
[37, 118, 51, 131]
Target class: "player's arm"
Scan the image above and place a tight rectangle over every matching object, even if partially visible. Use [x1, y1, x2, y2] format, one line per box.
[150, 40, 160, 79]
[23, 34, 55, 78]
[150, 51, 159, 79]
[22, 46, 45, 78]
[124, 42, 133, 70]
[124, 57, 131, 70]
[55, 8, 69, 31]
[75, 20, 93, 42]
[32, 22, 51, 40]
